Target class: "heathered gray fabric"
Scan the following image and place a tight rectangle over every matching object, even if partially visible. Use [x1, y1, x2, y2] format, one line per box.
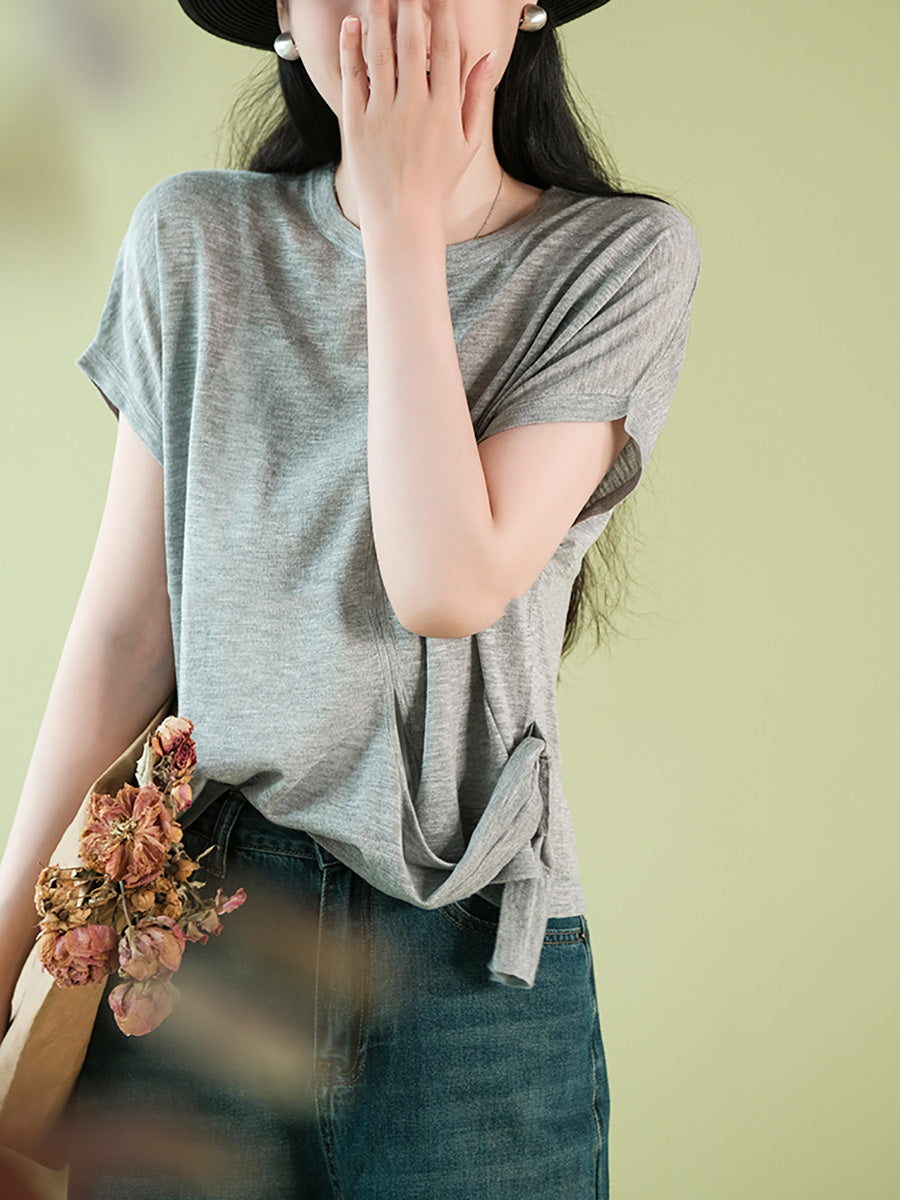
[75, 163, 701, 988]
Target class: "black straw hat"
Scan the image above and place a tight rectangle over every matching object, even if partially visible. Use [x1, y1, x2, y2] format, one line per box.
[177, 1, 613, 53]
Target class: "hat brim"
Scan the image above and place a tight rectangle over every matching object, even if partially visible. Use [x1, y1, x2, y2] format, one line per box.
[177, 0, 613, 53]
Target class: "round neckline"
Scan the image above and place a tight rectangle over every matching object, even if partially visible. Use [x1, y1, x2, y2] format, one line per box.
[305, 160, 564, 267]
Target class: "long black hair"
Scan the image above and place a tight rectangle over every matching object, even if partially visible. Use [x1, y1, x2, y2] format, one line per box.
[217, 15, 686, 670]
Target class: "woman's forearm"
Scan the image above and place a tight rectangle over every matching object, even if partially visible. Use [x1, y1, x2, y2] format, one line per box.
[0, 617, 176, 999]
[362, 212, 503, 638]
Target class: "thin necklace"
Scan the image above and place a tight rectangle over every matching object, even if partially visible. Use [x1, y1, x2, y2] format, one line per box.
[473, 168, 505, 239]
[332, 168, 505, 241]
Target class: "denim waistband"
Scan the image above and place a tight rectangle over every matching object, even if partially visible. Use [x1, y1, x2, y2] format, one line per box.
[181, 780, 342, 876]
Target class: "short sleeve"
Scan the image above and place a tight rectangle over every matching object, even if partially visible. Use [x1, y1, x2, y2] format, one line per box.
[75, 190, 165, 466]
[474, 212, 702, 526]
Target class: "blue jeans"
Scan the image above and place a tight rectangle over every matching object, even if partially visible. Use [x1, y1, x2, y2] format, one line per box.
[64, 787, 610, 1199]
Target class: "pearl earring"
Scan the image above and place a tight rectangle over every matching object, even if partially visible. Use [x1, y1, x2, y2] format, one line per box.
[274, 31, 301, 61]
[518, 4, 548, 32]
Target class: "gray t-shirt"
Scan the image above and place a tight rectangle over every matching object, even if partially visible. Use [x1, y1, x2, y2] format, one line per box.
[76, 163, 701, 989]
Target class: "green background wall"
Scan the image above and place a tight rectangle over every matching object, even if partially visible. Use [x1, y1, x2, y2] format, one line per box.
[2, 2, 896, 1196]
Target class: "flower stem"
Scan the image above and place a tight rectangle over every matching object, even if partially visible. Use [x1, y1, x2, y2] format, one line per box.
[118, 881, 134, 929]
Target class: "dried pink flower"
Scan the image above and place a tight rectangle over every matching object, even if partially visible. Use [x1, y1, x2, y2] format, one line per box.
[149, 716, 196, 812]
[118, 916, 186, 981]
[108, 976, 179, 1036]
[214, 887, 247, 916]
[38, 923, 119, 988]
[183, 887, 247, 945]
[79, 783, 181, 888]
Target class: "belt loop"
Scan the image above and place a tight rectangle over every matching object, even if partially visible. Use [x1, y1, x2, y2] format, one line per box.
[203, 787, 248, 878]
[313, 838, 330, 872]
[313, 835, 341, 872]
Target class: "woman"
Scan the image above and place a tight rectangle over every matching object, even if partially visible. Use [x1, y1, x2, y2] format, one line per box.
[0, 1, 701, 1195]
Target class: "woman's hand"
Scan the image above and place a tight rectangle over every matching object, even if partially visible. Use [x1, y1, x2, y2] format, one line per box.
[339, 0, 497, 234]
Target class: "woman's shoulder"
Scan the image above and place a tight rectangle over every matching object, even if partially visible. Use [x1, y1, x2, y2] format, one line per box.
[126, 168, 288, 236]
[555, 184, 697, 248]
[546, 185, 701, 288]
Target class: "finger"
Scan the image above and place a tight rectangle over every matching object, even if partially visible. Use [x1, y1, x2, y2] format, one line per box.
[339, 16, 368, 119]
[428, 0, 459, 98]
[364, 0, 395, 101]
[461, 52, 497, 145]
[395, 0, 429, 99]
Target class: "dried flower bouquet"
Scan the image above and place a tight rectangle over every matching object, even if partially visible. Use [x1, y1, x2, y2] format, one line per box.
[33, 716, 245, 1037]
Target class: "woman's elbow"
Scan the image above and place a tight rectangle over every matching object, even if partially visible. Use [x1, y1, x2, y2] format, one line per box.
[393, 587, 507, 640]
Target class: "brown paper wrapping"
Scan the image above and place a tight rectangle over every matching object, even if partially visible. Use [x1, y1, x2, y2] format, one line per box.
[0, 688, 178, 1169]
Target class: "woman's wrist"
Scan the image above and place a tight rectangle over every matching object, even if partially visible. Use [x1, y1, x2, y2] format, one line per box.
[359, 204, 446, 252]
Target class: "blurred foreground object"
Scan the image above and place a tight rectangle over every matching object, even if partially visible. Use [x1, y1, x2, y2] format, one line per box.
[59, 858, 387, 1198]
